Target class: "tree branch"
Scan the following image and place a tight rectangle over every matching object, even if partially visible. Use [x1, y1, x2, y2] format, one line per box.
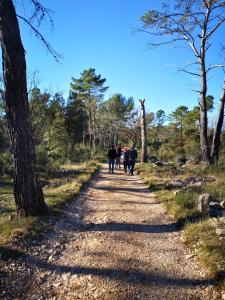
[148, 38, 187, 47]
[178, 68, 201, 77]
[206, 64, 225, 73]
[169, 16, 200, 57]
[205, 17, 225, 40]
[16, 14, 61, 61]
[29, 0, 54, 27]
[192, 89, 202, 94]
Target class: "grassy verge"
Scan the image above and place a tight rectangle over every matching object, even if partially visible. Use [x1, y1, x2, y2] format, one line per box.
[184, 219, 225, 286]
[0, 161, 100, 244]
[136, 160, 225, 289]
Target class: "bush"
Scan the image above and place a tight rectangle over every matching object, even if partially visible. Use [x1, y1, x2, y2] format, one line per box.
[158, 143, 176, 160]
[69, 144, 92, 162]
[0, 152, 13, 176]
[36, 147, 50, 171]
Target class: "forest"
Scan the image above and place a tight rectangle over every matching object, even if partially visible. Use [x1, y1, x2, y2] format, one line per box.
[0, 0, 225, 299]
[1, 69, 224, 175]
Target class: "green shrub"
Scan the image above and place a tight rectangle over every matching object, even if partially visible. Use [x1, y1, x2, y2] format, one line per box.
[0, 152, 13, 176]
[36, 147, 50, 170]
[175, 191, 196, 210]
[69, 144, 92, 162]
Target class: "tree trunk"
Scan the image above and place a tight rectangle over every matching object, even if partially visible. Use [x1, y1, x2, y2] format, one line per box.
[115, 132, 119, 148]
[210, 79, 225, 161]
[153, 124, 160, 149]
[0, 0, 48, 216]
[93, 133, 96, 152]
[199, 57, 209, 162]
[139, 99, 147, 163]
[82, 128, 85, 146]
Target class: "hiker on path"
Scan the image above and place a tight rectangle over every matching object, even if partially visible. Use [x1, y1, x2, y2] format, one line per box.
[123, 147, 129, 174]
[128, 145, 137, 175]
[116, 145, 122, 169]
[107, 145, 117, 173]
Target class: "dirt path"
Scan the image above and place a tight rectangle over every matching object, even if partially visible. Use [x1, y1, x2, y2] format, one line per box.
[1, 164, 218, 299]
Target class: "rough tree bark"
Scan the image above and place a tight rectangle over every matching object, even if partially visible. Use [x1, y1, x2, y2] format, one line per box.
[139, 99, 147, 163]
[210, 79, 225, 161]
[153, 124, 161, 150]
[0, 0, 48, 216]
[199, 56, 209, 162]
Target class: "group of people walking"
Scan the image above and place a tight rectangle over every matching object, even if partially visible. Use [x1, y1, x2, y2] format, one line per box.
[107, 144, 137, 175]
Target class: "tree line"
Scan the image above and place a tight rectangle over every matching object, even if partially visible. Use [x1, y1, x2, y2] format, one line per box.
[1, 67, 224, 174]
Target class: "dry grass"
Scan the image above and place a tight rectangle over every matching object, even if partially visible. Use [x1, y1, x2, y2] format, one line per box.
[184, 219, 225, 289]
[0, 161, 100, 243]
[137, 160, 225, 290]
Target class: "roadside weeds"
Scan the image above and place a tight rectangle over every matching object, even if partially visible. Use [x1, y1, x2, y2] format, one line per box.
[136, 162, 225, 291]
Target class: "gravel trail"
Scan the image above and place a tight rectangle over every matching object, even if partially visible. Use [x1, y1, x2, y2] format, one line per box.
[0, 164, 218, 299]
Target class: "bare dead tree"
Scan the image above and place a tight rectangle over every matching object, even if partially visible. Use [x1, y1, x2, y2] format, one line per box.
[139, 99, 148, 163]
[140, 0, 225, 162]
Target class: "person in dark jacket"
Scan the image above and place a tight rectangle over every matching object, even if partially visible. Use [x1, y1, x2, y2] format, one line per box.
[116, 145, 122, 169]
[123, 147, 129, 174]
[107, 145, 117, 173]
[128, 145, 137, 175]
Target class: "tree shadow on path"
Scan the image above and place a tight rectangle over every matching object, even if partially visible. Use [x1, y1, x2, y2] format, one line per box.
[81, 221, 178, 234]
[0, 246, 213, 288]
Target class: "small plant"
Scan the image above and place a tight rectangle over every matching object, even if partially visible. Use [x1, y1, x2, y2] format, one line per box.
[175, 191, 196, 210]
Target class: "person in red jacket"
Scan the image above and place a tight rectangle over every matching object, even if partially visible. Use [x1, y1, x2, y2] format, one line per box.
[107, 145, 117, 173]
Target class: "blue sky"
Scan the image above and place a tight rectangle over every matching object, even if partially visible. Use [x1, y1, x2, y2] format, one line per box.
[14, 0, 225, 115]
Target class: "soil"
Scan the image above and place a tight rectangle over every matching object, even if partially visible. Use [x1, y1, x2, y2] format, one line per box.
[0, 164, 220, 299]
